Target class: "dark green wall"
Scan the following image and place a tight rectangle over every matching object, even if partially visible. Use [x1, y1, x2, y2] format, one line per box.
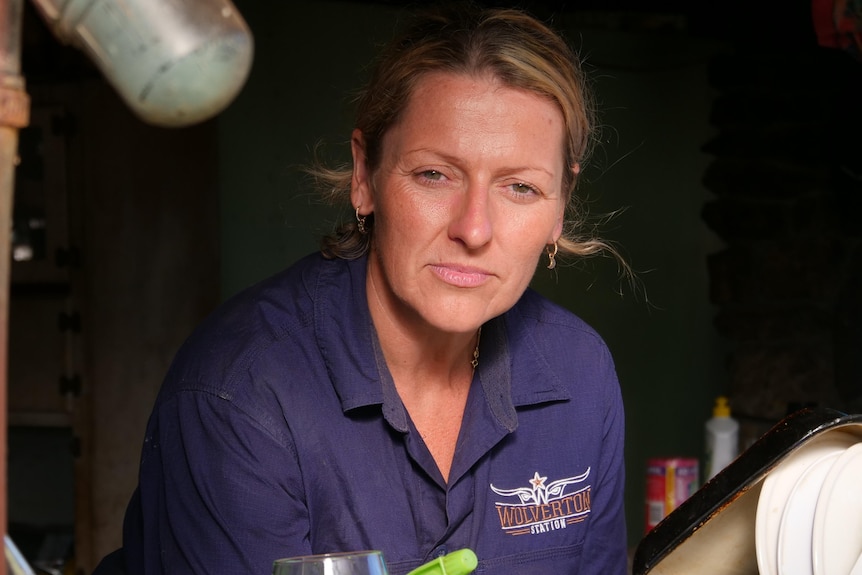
[219, 1, 400, 293]
[219, 0, 727, 546]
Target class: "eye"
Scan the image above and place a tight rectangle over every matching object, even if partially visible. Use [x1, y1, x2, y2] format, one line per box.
[507, 182, 539, 197]
[419, 169, 444, 180]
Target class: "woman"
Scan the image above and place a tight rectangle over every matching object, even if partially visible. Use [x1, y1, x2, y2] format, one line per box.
[110, 4, 628, 575]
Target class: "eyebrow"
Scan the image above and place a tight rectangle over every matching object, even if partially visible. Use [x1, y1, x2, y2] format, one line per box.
[402, 148, 558, 180]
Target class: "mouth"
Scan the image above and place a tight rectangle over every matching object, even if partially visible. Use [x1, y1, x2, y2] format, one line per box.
[429, 263, 492, 288]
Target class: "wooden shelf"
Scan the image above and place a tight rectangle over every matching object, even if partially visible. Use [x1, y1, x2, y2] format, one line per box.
[7, 411, 71, 428]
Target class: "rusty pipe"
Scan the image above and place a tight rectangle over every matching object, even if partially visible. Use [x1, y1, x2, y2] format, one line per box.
[0, 0, 30, 571]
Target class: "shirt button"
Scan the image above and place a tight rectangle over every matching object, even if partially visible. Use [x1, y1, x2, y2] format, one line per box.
[434, 546, 447, 558]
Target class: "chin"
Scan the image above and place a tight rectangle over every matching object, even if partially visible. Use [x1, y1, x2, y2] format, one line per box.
[416, 295, 506, 334]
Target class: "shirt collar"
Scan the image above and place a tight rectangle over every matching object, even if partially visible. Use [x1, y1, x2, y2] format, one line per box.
[313, 255, 384, 411]
[502, 295, 573, 408]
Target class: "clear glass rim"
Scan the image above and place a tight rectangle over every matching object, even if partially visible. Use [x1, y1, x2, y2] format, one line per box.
[273, 550, 384, 564]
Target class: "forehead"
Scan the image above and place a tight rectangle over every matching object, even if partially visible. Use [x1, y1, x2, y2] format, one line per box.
[405, 70, 556, 116]
[395, 71, 565, 145]
[373, 71, 568, 200]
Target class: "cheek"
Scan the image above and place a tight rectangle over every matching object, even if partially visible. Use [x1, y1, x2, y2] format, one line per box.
[370, 188, 431, 264]
[377, 185, 450, 237]
[506, 209, 561, 250]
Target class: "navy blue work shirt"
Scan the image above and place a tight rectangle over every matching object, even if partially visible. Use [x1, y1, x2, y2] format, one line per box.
[120, 252, 627, 575]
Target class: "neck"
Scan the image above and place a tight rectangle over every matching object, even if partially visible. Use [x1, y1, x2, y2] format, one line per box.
[377, 323, 480, 392]
[366, 271, 480, 390]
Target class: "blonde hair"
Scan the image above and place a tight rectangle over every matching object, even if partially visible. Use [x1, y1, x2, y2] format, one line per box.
[313, 3, 620, 264]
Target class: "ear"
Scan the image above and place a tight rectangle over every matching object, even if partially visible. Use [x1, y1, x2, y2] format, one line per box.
[350, 129, 374, 213]
[550, 214, 564, 245]
[549, 165, 579, 243]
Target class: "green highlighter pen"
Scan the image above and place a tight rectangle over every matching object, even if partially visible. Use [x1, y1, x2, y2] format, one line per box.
[405, 549, 478, 575]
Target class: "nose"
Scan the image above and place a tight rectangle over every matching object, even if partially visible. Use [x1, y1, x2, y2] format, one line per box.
[448, 180, 493, 249]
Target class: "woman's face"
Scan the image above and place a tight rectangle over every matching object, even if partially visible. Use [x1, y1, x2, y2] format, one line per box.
[351, 71, 567, 335]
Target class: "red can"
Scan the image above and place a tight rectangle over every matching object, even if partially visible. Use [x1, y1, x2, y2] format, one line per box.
[644, 457, 700, 532]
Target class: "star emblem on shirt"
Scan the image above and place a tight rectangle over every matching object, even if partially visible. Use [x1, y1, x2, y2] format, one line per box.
[529, 472, 547, 488]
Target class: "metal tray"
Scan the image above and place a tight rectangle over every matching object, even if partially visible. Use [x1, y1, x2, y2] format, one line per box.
[632, 407, 862, 575]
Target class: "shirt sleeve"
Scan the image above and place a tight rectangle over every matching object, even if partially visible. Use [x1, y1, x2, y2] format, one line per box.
[124, 388, 311, 575]
[578, 345, 628, 575]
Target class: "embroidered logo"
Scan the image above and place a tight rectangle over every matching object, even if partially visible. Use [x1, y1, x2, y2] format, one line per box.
[490, 468, 592, 535]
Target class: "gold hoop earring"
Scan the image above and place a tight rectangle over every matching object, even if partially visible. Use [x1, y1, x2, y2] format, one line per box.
[546, 242, 558, 270]
[355, 206, 367, 234]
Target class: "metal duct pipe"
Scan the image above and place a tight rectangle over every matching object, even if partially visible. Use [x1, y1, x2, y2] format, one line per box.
[30, 0, 254, 127]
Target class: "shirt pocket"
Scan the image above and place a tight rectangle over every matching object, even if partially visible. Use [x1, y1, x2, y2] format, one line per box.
[472, 542, 585, 574]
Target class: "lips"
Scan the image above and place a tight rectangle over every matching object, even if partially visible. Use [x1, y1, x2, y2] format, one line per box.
[429, 263, 492, 288]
